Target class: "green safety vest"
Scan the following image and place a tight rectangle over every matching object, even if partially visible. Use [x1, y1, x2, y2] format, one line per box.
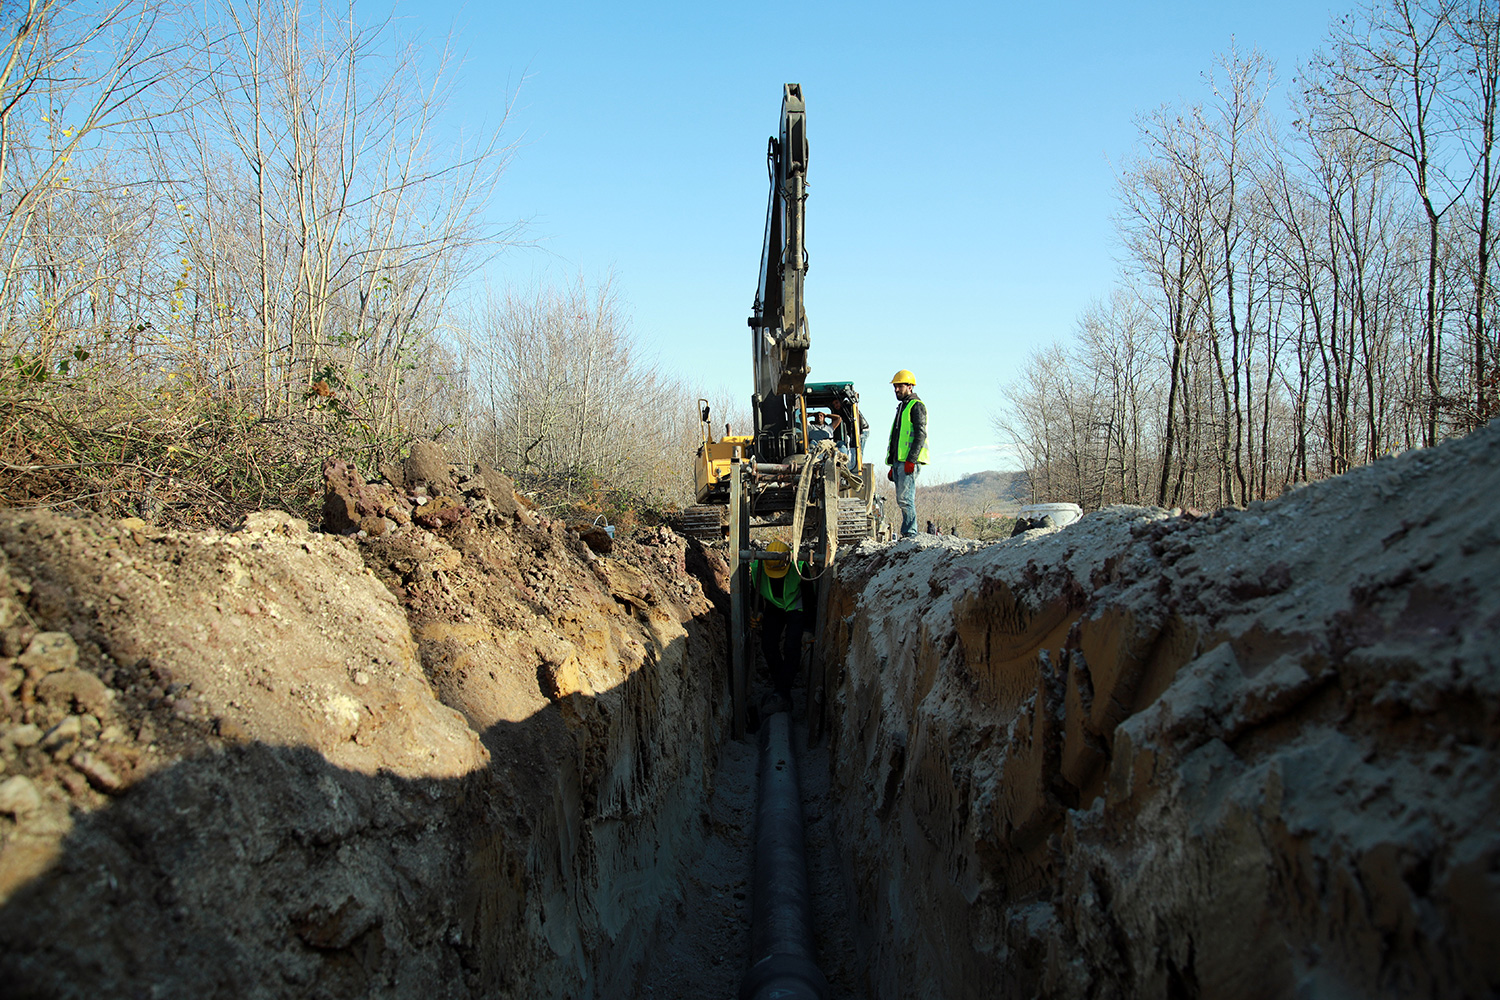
[888, 398, 930, 465]
[752, 562, 803, 611]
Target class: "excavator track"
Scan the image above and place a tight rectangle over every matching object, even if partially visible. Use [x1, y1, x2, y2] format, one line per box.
[678, 504, 726, 540]
[836, 497, 872, 542]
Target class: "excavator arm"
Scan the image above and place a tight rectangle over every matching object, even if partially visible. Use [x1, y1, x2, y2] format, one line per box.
[748, 84, 811, 462]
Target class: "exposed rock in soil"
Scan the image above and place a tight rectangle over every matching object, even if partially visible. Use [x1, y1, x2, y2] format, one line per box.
[0, 458, 729, 997]
[814, 423, 1500, 998]
[405, 440, 455, 491]
[323, 456, 415, 535]
[475, 461, 521, 520]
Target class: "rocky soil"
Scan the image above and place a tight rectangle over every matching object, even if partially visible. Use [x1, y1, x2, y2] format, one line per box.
[2, 420, 1496, 1000]
[813, 422, 1500, 997]
[0, 446, 730, 998]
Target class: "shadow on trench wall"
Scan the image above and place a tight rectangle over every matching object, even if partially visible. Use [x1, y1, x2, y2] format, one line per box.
[0, 610, 731, 1000]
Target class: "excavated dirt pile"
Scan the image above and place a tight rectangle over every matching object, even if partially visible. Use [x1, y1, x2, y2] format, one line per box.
[816, 423, 1500, 998]
[0, 445, 729, 998]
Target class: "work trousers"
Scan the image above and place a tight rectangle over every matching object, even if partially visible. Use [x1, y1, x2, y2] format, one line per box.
[761, 605, 806, 698]
[894, 463, 920, 538]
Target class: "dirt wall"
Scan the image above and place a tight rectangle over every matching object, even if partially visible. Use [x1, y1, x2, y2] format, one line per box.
[814, 423, 1500, 998]
[0, 465, 729, 998]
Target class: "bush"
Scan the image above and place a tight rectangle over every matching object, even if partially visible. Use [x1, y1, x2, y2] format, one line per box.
[0, 373, 401, 530]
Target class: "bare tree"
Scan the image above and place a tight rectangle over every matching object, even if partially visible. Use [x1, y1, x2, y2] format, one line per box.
[1311, 0, 1467, 444]
[1116, 106, 1216, 506]
[0, 0, 177, 352]
[1451, 0, 1500, 423]
[460, 277, 693, 503]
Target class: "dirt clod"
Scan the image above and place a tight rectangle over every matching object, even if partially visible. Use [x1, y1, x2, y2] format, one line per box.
[0, 776, 39, 817]
[18, 632, 76, 677]
[404, 440, 453, 490]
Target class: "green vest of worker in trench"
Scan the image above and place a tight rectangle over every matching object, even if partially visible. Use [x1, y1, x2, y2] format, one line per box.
[751, 558, 807, 701]
[752, 560, 803, 611]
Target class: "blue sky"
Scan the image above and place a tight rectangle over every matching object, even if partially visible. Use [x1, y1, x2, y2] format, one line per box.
[419, 0, 1339, 483]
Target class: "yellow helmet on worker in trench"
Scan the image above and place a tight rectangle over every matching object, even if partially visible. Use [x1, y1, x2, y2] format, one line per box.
[891, 369, 916, 385]
[763, 539, 791, 578]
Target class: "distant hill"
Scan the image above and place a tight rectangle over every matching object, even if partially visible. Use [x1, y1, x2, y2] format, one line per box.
[908, 469, 1032, 537]
[918, 470, 1030, 509]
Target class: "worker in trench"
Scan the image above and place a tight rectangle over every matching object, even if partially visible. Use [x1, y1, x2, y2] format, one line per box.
[886, 369, 929, 539]
[750, 539, 808, 712]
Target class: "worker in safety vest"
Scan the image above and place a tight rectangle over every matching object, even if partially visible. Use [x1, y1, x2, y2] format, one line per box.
[885, 369, 929, 539]
[750, 539, 807, 704]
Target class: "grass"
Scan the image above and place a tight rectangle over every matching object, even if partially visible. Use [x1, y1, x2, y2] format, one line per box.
[0, 375, 368, 529]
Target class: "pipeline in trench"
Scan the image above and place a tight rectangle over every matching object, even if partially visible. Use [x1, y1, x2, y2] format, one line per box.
[740, 711, 827, 1000]
[628, 656, 864, 999]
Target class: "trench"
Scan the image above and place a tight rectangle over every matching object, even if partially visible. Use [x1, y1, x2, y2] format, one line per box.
[2, 422, 1499, 998]
[598, 423, 1500, 998]
[625, 668, 864, 999]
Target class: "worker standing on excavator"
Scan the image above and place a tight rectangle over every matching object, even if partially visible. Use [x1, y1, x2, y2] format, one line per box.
[750, 539, 806, 709]
[886, 370, 928, 539]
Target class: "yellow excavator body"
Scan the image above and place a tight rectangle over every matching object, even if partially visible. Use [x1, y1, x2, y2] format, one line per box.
[695, 432, 754, 503]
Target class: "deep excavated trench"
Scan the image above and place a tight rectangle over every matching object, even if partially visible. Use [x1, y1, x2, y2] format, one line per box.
[1, 427, 1498, 998]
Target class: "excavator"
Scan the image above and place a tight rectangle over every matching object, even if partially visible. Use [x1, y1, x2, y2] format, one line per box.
[679, 86, 873, 1000]
[680, 84, 882, 738]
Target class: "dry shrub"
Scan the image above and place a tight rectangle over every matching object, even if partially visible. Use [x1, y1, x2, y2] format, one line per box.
[0, 371, 390, 529]
[509, 470, 674, 533]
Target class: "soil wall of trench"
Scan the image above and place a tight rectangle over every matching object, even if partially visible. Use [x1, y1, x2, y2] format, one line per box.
[4, 422, 1498, 1000]
[0, 454, 733, 999]
[812, 422, 1500, 998]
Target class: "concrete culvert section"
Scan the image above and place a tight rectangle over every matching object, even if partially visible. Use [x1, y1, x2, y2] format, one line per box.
[810, 422, 1500, 998]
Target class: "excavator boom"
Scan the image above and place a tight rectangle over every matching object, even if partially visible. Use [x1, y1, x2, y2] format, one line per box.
[750, 84, 811, 413]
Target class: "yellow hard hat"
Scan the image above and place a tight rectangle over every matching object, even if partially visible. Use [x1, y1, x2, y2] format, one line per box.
[891, 369, 916, 385]
[763, 539, 791, 578]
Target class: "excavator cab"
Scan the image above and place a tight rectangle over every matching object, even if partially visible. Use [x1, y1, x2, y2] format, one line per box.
[801, 381, 866, 468]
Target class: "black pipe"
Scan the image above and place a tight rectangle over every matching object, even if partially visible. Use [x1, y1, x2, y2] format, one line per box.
[739, 711, 828, 1000]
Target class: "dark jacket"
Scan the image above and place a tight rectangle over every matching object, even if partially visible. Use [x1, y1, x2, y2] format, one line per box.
[886, 393, 927, 465]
